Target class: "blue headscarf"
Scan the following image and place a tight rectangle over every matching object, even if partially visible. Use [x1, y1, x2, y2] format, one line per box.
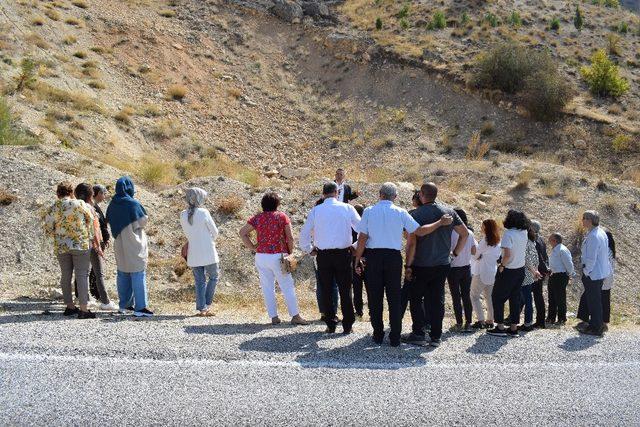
[106, 177, 147, 239]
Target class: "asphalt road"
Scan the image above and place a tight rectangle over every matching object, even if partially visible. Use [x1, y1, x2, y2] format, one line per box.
[1, 301, 639, 426]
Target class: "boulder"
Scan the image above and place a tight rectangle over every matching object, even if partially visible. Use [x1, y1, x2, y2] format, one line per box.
[280, 167, 311, 179]
[396, 181, 415, 192]
[475, 193, 493, 202]
[271, 0, 303, 23]
[301, 1, 330, 18]
[475, 200, 488, 210]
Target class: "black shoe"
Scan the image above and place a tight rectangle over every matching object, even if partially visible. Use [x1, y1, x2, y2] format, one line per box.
[342, 326, 352, 335]
[506, 328, 519, 337]
[429, 338, 441, 347]
[462, 322, 474, 333]
[579, 326, 603, 337]
[487, 327, 507, 337]
[324, 326, 336, 334]
[555, 320, 566, 326]
[372, 334, 384, 345]
[77, 310, 96, 319]
[63, 307, 79, 316]
[471, 321, 484, 329]
[389, 339, 401, 347]
[400, 332, 427, 346]
[519, 324, 534, 332]
[533, 322, 546, 329]
[133, 308, 154, 317]
[575, 321, 589, 331]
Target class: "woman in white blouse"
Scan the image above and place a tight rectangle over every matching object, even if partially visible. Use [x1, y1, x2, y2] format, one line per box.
[470, 219, 502, 329]
[180, 188, 220, 316]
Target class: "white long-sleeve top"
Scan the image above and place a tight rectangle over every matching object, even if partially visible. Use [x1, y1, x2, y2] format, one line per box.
[451, 229, 477, 267]
[299, 197, 360, 253]
[472, 237, 502, 285]
[180, 208, 219, 267]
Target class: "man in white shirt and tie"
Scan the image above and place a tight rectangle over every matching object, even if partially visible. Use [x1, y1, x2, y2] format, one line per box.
[578, 210, 612, 336]
[334, 168, 358, 204]
[353, 183, 451, 346]
[300, 182, 361, 334]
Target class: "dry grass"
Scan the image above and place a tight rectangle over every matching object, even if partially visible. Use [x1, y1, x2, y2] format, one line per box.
[565, 188, 581, 204]
[139, 156, 177, 187]
[540, 179, 560, 197]
[32, 82, 104, 113]
[166, 84, 187, 101]
[465, 131, 490, 160]
[514, 169, 534, 190]
[137, 103, 163, 117]
[44, 8, 61, 21]
[62, 35, 77, 45]
[0, 189, 18, 206]
[114, 106, 135, 125]
[601, 194, 618, 213]
[71, 0, 88, 8]
[25, 33, 49, 49]
[158, 9, 176, 17]
[176, 155, 261, 187]
[72, 51, 87, 59]
[87, 80, 106, 89]
[150, 118, 182, 139]
[64, 17, 82, 26]
[216, 196, 245, 216]
[227, 87, 243, 99]
[31, 17, 45, 26]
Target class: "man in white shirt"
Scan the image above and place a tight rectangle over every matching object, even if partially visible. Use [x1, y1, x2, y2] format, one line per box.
[300, 182, 361, 334]
[547, 233, 575, 325]
[353, 183, 420, 346]
[334, 168, 358, 204]
[578, 210, 611, 336]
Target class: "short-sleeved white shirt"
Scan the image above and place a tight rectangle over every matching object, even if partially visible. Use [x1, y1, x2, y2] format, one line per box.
[500, 228, 528, 269]
[358, 200, 419, 251]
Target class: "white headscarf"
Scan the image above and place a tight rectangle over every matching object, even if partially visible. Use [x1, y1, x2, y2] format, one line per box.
[185, 187, 207, 225]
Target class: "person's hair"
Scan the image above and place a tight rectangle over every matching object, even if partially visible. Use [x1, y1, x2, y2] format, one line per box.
[420, 182, 438, 201]
[530, 220, 541, 234]
[74, 183, 93, 203]
[454, 207, 472, 231]
[482, 219, 500, 247]
[527, 226, 536, 242]
[582, 210, 600, 226]
[93, 184, 107, 198]
[56, 181, 74, 198]
[412, 190, 422, 206]
[261, 192, 281, 212]
[354, 204, 365, 216]
[605, 230, 616, 258]
[336, 168, 344, 173]
[503, 209, 529, 230]
[323, 182, 338, 195]
[379, 182, 397, 200]
[550, 232, 563, 244]
[315, 197, 324, 206]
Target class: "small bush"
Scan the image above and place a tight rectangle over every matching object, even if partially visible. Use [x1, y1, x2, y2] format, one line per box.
[580, 49, 630, 97]
[548, 17, 560, 31]
[25, 33, 50, 49]
[71, 0, 88, 8]
[514, 169, 534, 190]
[167, 84, 186, 101]
[217, 196, 245, 216]
[466, 131, 490, 160]
[618, 22, 628, 34]
[14, 57, 37, 92]
[65, 17, 82, 26]
[375, 17, 382, 30]
[460, 12, 470, 26]
[114, 107, 134, 125]
[430, 10, 446, 30]
[399, 18, 409, 29]
[483, 13, 499, 27]
[88, 80, 106, 89]
[574, 5, 584, 30]
[0, 97, 38, 146]
[73, 50, 87, 59]
[63, 35, 77, 45]
[139, 157, 175, 187]
[45, 9, 61, 21]
[605, 0, 619, 7]
[509, 11, 522, 27]
[607, 33, 622, 55]
[612, 134, 635, 151]
[158, 9, 176, 17]
[523, 70, 574, 121]
[31, 17, 45, 26]
[227, 87, 243, 99]
[151, 118, 182, 139]
[0, 189, 18, 206]
[397, 4, 410, 19]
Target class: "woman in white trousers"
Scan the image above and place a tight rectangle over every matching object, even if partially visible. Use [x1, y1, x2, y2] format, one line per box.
[470, 219, 502, 329]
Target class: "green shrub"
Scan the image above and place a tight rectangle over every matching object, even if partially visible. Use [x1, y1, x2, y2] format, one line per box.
[375, 17, 382, 30]
[612, 134, 634, 151]
[574, 5, 584, 30]
[618, 21, 628, 33]
[580, 49, 630, 97]
[605, 0, 619, 7]
[14, 57, 37, 92]
[473, 42, 553, 93]
[509, 11, 522, 27]
[483, 13, 499, 27]
[399, 18, 409, 29]
[460, 11, 470, 26]
[432, 10, 446, 29]
[397, 4, 409, 19]
[548, 17, 560, 31]
[523, 71, 574, 121]
[0, 97, 38, 145]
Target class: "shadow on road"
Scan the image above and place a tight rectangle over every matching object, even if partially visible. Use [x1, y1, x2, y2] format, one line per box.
[465, 333, 509, 354]
[184, 323, 287, 335]
[558, 335, 599, 352]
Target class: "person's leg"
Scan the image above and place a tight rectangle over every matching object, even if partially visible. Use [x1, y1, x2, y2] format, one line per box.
[460, 266, 473, 325]
[131, 270, 149, 312]
[192, 266, 206, 312]
[400, 278, 412, 319]
[352, 259, 364, 317]
[602, 289, 611, 324]
[447, 268, 463, 326]
[317, 252, 338, 329]
[57, 252, 75, 308]
[385, 251, 403, 345]
[331, 280, 339, 314]
[583, 275, 604, 331]
[335, 250, 355, 331]
[532, 279, 545, 326]
[204, 263, 219, 309]
[427, 265, 449, 341]
[72, 250, 91, 310]
[116, 271, 133, 311]
[255, 254, 278, 319]
[507, 269, 525, 328]
[521, 284, 533, 325]
[90, 249, 110, 304]
[364, 251, 384, 340]
[485, 284, 495, 323]
[315, 265, 325, 315]
[409, 267, 427, 337]
[491, 270, 508, 326]
[547, 276, 557, 323]
[470, 275, 486, 323]
[273, 259, 300, 317]
[557, 274, 569, 322]
[577, 290, 589, 323]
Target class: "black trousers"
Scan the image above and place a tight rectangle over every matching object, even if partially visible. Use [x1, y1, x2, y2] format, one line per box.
[578, 287, 610, 324]
[492, 267, 525, 325]
[547, 273, 569, 322]
[532, 279, 545, 325]
[447, 265, 472, 325]
[409, 264, 450, 340]
[316, 248, 355, 330]
[363, 249, 403, 343]
[352, 257, 365, 317]
[401, 279, 429, 329]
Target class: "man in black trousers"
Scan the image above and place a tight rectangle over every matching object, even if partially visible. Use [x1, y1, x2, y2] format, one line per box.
[530, 220, 549, 328]
[300, 182, 361, 334]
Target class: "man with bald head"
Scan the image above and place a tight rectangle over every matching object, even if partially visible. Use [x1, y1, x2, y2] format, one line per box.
[403, 182, 469, 347]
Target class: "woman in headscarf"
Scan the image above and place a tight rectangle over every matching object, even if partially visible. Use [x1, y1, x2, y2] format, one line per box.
[180, 187, 220, 316]
[106, 176, 153, 317]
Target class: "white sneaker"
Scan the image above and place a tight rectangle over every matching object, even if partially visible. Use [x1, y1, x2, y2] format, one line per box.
[100, 302, 118, 311]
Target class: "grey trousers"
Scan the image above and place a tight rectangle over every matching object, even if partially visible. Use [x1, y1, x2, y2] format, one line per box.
[58, 249, 91, 306]
[90, 249, 110, 304]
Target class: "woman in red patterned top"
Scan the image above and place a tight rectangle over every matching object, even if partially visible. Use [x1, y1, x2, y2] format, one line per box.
[239, 192, 309, 325]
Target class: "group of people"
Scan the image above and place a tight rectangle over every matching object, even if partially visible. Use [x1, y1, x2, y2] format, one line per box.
[43, 168, 616, 347]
